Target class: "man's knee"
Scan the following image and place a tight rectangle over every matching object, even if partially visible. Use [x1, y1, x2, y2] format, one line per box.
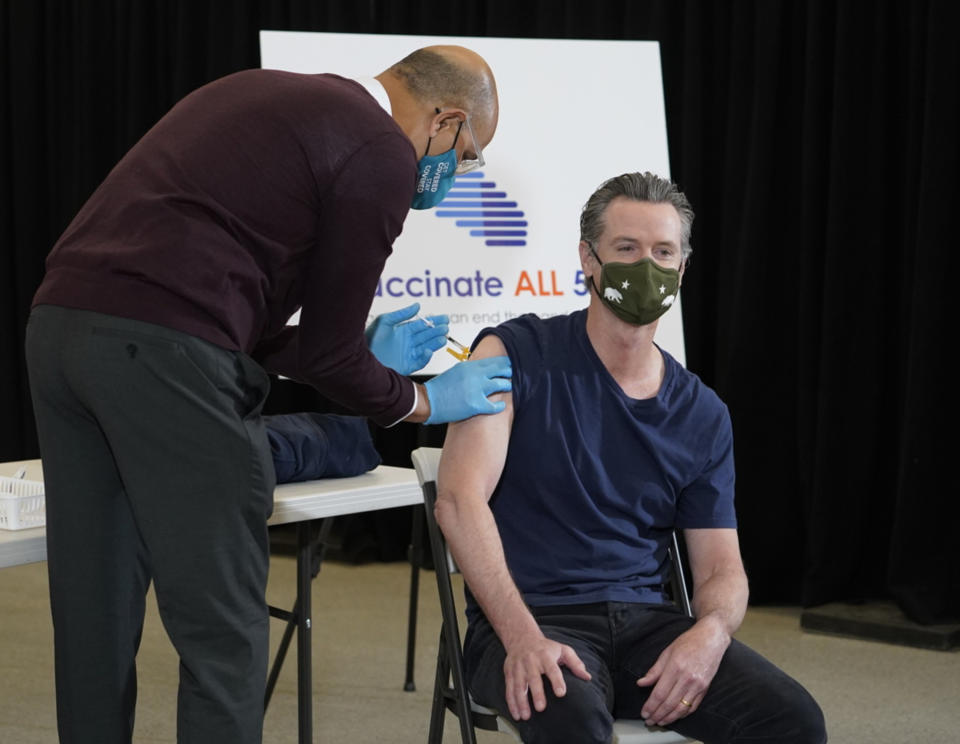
[513, 673, 613, 744]
[782, 686, 827, 744]
[743, 674, 826, 744]
[690, 639, 827, 744]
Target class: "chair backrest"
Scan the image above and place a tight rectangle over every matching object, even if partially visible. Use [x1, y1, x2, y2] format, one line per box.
[411, 447, 457, 576]
[411, 446, 696, 744]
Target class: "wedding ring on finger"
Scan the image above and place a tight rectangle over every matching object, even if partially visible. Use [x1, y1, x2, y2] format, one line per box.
[679, 698, 693, 708]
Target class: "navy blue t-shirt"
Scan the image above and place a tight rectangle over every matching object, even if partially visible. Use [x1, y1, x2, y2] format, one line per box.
[468, 311, 736, 616]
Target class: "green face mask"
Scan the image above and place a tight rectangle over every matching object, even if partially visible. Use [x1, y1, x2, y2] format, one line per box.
[588, 246, 681, 326]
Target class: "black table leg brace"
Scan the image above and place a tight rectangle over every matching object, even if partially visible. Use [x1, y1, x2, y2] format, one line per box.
[265, 517, 333, 744]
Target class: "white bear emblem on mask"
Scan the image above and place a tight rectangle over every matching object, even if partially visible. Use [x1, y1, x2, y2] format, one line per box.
[603, 287, 624, 303]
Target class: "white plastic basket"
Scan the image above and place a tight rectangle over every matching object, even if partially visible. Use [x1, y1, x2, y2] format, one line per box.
[0, 477, 46, 530]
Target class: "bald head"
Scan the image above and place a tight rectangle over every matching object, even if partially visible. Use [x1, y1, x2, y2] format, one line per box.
[382, 45, 499, 144]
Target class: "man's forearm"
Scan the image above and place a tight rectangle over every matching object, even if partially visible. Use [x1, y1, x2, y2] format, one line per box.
[435, 494, 541, 646]
[690, 569, 749, 639]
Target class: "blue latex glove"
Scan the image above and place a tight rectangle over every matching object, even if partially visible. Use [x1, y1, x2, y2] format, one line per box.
[424, 355, 513, 424]
[365, 302, 449, 375]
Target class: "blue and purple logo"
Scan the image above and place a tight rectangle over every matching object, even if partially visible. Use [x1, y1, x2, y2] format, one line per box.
[433, 172, 527, 246]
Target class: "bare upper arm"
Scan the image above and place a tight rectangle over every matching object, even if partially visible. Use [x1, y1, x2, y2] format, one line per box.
[437, 333, 514, 504]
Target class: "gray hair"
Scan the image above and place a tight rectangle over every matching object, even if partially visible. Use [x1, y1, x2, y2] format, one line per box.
[579, 172, 694, 259]
[388, 49, 495, 131]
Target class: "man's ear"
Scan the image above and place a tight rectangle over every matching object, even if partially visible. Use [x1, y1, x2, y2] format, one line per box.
[579, 240, 598, 279]
[678, 255, 688, 286]
[429, 108, 466, 138]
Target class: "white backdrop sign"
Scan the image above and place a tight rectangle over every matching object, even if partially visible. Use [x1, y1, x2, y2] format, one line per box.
[260, 31, 685, 372]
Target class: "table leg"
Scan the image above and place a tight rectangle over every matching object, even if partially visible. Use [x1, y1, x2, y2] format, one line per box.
[404, 504, 424, 691]
[297, 520, 313, 744]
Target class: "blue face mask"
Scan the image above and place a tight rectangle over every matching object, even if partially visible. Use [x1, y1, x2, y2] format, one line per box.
[410, 149, 458, 210]
[410, 118, 463, 210]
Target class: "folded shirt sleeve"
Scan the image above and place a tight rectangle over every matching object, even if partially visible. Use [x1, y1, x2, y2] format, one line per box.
[265, 412, 382, 483]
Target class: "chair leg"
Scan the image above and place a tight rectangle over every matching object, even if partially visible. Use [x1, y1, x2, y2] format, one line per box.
[429, 536, 477, 742]
[427, 627, 451, 744]
[404, 505, 424, 691]
[444, 622, 479, 744]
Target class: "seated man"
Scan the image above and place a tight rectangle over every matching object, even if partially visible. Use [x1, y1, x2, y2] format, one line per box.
[435, 172, 826, 744]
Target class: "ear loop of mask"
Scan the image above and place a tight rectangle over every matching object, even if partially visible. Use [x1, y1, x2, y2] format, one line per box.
[586, 241, 604, 299]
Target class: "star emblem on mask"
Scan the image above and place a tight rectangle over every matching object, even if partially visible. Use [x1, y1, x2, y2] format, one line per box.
[658, 283, 666, 295]
[621, 279, 630, 290]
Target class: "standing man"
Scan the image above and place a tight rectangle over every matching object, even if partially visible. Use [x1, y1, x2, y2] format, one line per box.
[24, 46, 509, 744]
[435, 172, 826, 743]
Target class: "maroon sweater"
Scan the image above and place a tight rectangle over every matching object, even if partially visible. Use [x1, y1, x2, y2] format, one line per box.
[33, 70, 418, 426]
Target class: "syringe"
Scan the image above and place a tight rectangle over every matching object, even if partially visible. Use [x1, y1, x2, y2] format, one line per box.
[418, 315, 471, 362]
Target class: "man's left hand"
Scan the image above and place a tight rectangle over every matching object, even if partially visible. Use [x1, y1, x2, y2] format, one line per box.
[366, 302, 449, 375]
[635, 616, 731, 727]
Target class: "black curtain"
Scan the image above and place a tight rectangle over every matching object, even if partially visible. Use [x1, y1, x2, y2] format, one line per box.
[2, 0, 957, 621]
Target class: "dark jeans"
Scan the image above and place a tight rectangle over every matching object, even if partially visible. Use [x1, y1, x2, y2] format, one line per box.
[25, 306, 275, 744]
[464, 602, 826, 744]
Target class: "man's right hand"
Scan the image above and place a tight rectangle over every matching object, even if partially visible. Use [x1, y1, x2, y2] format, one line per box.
[365, 302, 448, 375]
[503, 633, 592, 721]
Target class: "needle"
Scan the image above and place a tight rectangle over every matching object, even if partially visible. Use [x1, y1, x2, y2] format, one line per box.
[417, 315, 471, 361]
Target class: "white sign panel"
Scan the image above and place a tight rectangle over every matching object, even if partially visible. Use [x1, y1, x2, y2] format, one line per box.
[260, 31, 685, 372]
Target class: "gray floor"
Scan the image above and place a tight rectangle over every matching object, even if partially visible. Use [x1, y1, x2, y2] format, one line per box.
[1, 554, 958, 743]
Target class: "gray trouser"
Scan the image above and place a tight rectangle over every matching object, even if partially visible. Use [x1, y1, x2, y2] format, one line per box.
[25, 305, 276, 744]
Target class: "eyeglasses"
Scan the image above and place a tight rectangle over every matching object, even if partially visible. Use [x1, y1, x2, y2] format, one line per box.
[430, 108, 486, 174]
[455, 116, 485, 175]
